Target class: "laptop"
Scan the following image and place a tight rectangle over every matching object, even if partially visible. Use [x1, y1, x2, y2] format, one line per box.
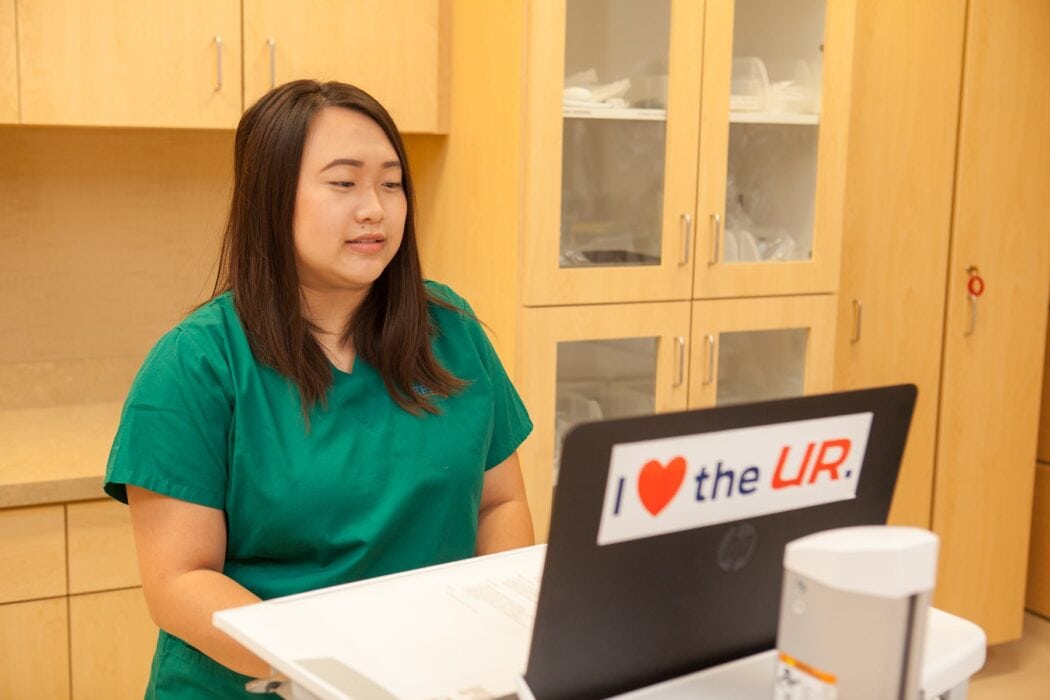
[214, 384, 916, 700]
[523, 384, 917, 700]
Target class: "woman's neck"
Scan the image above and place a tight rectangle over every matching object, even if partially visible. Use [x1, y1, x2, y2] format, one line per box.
[300, 285, 369, 372]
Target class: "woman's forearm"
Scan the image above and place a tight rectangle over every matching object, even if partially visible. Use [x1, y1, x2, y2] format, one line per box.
[476, 499, 535, 555]
[145, 568, 270, 679]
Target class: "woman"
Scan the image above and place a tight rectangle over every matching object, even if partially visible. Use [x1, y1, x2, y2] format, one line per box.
[105, 80, 535, 697]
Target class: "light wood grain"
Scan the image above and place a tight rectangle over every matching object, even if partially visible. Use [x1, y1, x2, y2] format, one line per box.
[410, 0, 527, 372]
[1027, 464, 1050, 617]
[68, 500, 140, 595]
[0, 505, 66, 603]
[17, 0, 242, 128]
[518, 301, 692, 540]
[688, 294, 836, 408]
[1039, 313, 1050, 463]
[242, 0, 447, 133]
[932, 0, 1050, 644]
[0, 597, 69, 699]
[693, 0, 854, 299]
[0, 0, 17, 122]
[833, 0, 966, 528]
[70, 588, 157, 700]
[521, 0, 703, 306]
[0, 127, 231, 366]
[0, 402, 122, 508]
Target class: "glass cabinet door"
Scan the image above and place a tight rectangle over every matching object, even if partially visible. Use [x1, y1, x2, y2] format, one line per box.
[518, 302, 691, 540]
[688, 295, 836, 408]
[695, 0, 856, 298]
[523, 0, 703, 306]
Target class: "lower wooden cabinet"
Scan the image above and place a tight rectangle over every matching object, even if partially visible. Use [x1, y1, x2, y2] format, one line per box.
[70, 588, 157, 700]
[1027, 464, 1050, 617]
[0, 597, 70, 700]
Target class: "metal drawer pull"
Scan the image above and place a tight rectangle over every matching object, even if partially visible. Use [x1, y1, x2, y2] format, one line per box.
[214, 36, 223, 91]
[679, 214, 693, 266]
[673, 336, 686, 387]
[851, 299, 862, 343]
[268, 38, 277, 89]
[703, 334, 716, 385]
[708, 213, 721, 265]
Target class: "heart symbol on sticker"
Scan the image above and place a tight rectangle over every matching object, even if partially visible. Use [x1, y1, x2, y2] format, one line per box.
[637, 457, 687, 516]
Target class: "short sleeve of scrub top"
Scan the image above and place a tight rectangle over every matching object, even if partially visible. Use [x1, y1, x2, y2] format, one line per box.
[104, 281, 533, 699]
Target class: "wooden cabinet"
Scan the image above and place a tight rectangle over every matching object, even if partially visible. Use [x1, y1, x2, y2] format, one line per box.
[0, 505, 66, 604]
[0, 0, 16, 123]
[70, 588, 157, 700]
[689, 295, 836, 409]
[518, 302, 692, 536]
[835, 0, 1050, 644]
[243, 0, 448, 134]
[833, 0, 965, 528]
[0, 500, 155, 698]
[416, 1, 851, 538]
[17, 0, 242, 128]
[0, 598, 70, 700]
[1028, 464, 1050, 617]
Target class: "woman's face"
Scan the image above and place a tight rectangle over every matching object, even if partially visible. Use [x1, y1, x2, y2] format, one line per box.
[293, 106, 407, 298]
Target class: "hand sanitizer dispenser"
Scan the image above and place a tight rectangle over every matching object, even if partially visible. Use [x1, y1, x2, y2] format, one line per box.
[774, 526, 939, 700]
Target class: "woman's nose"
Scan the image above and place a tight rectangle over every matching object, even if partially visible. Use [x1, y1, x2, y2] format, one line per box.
[355, 187, 385, 223]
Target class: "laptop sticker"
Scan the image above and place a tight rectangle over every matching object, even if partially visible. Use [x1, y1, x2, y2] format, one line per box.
[597, 413, 873, 545]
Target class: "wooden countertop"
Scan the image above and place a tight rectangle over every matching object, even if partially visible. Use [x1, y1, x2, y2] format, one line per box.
[0, 402, 122, 508]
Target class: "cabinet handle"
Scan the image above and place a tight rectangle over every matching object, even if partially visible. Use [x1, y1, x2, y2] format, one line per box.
[850, 299, 862, 343]
[964, 265, 984, 336]
[703, 334, 716, 385]
[966, 294, 978, 336]
[679, 214, 693, 266]
[673, 336, 686, 387]
[214, 36, 223, 92]
[268, 38, 277, 89]
[708, 213, 721, 266]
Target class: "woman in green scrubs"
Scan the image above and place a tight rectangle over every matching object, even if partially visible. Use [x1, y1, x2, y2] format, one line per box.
[105, 80, 535, 698]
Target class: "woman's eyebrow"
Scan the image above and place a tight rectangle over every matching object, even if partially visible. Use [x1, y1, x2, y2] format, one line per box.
[320, 158, 402, 171]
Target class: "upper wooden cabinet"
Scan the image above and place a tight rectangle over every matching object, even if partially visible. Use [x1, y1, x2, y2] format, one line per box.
[0, 0, 17, 123]
[521, 0, 853, 306]
[17, 0, 242, 128]
[243, 0, 448, 134]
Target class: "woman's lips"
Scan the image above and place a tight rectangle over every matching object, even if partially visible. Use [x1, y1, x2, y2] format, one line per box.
[345, 237, 385, 254]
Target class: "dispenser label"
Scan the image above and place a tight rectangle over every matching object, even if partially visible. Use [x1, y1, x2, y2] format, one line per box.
[597, 413, 873, 545]
[774, 651, 838, 699]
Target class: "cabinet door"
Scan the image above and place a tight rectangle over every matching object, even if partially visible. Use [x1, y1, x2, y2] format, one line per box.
[522, 0, 703, 306]
[70, 588, 157, 700]
[688, 295, 835, 409]
[243, 0, 447, 134]
[0, 505, 66, 604]
[519, 302, 691, 539]
[694, 0, 854, 299]
[932, 0, 1050, 645]
[0, 0, 16, 123]
[17, 0, 241, 128]
[0, 598, 69, 699]
[833, 0, 965, 529]
[67, 500, 141, 595]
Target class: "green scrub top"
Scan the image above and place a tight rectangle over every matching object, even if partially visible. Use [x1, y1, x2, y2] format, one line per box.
[104, 281, 533, 698]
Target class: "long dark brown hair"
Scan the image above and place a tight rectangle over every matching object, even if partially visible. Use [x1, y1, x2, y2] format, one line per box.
[212, 79, 465, 417]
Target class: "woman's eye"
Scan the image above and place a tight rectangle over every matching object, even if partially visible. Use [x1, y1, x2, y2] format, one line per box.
[331, 181, 353, 188]
[383, 181, 403, 190]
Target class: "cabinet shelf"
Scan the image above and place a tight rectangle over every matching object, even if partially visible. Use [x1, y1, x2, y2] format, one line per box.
[563, 106, 668, 121]
[729, 111, 820, 125]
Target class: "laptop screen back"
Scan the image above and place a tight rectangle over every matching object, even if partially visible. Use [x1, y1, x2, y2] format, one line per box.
[524, 385, 917, 700]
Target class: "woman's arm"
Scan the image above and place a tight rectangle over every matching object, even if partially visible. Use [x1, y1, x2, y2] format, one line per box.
[126, 485, 270, 679]
[476, 452, 535, 555]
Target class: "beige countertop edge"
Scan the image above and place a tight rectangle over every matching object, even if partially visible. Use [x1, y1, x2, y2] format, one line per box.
[0, 475, 107, 509]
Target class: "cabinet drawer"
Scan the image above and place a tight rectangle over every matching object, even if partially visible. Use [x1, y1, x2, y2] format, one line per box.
[67, 499, 141, 594]
[0, 505, 66, 603]
[1027, 463, 1050, 616]
[70, 588, 157, 700]
[0, 597, 70, 699]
